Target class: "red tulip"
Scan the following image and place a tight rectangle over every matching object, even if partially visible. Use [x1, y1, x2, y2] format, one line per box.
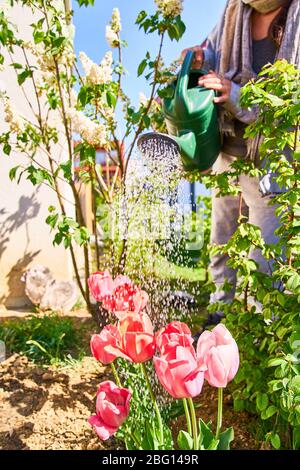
[197, 324, 239, 388]
[88, 381, 131, 440]
[90, 313, 155, 364]
[156, 321, 194, 356]
[88, 271, 114, 302]
[154, 344, 206, 399]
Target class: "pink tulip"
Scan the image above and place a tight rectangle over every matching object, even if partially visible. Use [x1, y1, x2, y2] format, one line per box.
[156, 321, 194, 356]
[90, 313, 155, 364]
[119, 312, 156, 363]
[197, 324, 239, 388]
[107, 276, 149, 317]
[88, 381, 131, 440]
[88, 271, 114, 302]
[89, 271, 149, 317]
[154, 344, 206, 399]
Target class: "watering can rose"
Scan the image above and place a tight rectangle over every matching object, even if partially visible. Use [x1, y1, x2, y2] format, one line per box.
[88, 381, 131, 440]
[88, 271, 148, 318]
[197, 324, 240, 388]
[91, 312, 156, 364]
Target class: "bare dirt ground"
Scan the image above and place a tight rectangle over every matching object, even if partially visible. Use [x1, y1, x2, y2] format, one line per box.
[0, 308, 259, 450]
[0, 354, 117, 450]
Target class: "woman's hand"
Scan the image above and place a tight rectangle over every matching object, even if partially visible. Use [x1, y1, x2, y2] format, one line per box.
[180, 45, 204, 69]
[198, 71, 232, 104]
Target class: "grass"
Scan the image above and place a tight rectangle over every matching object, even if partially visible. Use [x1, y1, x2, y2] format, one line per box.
[0, 313, 85, 365]
[153, 255, 207, 282]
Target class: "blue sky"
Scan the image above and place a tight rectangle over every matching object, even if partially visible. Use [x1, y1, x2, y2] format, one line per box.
[72, 1, 227, 199]
[73, 0, 227, 106]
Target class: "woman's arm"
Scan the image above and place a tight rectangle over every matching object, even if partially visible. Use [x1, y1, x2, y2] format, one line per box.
[225, 82, 258, 124]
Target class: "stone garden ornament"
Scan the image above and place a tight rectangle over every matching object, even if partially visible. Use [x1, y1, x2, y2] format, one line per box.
[21, 265, 78, 312]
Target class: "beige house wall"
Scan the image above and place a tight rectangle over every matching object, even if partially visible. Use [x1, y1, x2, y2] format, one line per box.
[0, 1, 77, 308]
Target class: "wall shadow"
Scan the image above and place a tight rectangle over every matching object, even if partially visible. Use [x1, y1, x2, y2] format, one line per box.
[0, 190, 41, 306]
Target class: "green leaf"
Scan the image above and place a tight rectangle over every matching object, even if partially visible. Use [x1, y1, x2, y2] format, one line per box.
[46, 213, 59, 229]
[47, 90, 58, 109]
[261, 405, 277, 420]
[33, 30, 44, 44]
[138, 59, 147, 77]
[136, 11, 147, 25]
[53, 232, 63, 246]
[292, 427, 300, 450]
[76, 0, 94, 5]
[74, 227, 90, 246]
[177, 430, 193, 450]
[59, 161, 72, 181]
[174, 16, 186, 40]
[198, 419, 215, 449]
[256, 392, 269, 411]
[10, 62, 23, 70]
[268, 358, 286, 367]
[9, 165, 20, 181]
[270, 433, 281, 450]
[217, 427, 234, 450]
[78, 86, 90, 106]
[51, 37, 67, 55]
[3, 142, 11, 155]
[207, 438, 220, 450]
[233, 398, 244, 412]
[157, 85, 174, 99]
[106, 91, 117, 108]
[141, 421, 159, 450]
[286, 273, 300, 292]
[290, 376, 300, 393]
[143, 114, 151, 128]
[17, 69, 32, 85]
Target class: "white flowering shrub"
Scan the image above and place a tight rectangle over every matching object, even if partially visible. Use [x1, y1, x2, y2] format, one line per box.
[155, 0, 184, 18]
[0, 0, 185, 317]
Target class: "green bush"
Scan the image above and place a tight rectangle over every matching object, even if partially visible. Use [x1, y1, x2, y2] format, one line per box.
[224, 299, 300, 450]
[0, 314, 83, 364]
[202, 60, 300, 449]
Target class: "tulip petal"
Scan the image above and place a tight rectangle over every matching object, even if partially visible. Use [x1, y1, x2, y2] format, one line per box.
[205, 347, 228, 388]
[184, 369, 205, 397]
[88, 414, 118, 441]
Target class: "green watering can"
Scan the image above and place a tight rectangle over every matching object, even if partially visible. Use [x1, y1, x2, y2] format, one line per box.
[138, 50, 221, 172]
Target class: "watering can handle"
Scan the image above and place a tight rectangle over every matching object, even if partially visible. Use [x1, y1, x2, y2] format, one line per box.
[175, 50, 207, 104]
[175, 50, 194, 103]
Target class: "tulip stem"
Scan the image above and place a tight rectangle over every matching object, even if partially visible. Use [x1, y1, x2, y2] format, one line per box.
[183, 398, 192, 436]
[141, 362, 164, 447]
[110, 362, 122, 388]
[216, 387, 223, 440]
[187, 397, 198, 450]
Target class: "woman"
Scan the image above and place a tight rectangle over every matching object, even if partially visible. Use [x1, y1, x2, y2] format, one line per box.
[181, 0, 300, 327]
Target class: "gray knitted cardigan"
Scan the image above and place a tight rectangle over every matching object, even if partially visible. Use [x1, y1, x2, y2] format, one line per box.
[202, 0, 300, 195]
